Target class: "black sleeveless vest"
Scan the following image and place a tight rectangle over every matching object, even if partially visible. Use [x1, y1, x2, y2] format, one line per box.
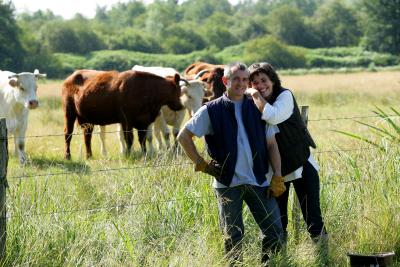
[269, 88, 316, 176]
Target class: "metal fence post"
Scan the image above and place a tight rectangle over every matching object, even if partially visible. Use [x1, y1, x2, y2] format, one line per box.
[292, 106, 310, 242]
[0, 118, 8, 259]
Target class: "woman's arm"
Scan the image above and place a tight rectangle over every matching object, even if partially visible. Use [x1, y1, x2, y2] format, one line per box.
[266, 135, 282, 177]
[262, 90, 294, 125]
[245, 88, 267, 112]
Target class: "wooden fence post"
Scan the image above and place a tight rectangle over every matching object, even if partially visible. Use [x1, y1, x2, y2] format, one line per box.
[0, 118, 8, 259]
[292, 106, 310, 242]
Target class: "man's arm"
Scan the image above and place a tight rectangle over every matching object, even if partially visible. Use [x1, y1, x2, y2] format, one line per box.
[245, 88, 267, 112]
[177, 128, 203, 164]
[266, 135, 282, 177]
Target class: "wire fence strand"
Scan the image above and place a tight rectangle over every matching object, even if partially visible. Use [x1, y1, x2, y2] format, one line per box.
[2, 114, 398, 140]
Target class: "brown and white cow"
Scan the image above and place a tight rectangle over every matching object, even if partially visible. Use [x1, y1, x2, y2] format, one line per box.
[62, 69, 183, 159]
[184, 62, 226, 103]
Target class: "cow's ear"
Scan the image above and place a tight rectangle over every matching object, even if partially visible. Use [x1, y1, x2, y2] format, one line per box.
[9, 79, 19, 88]
[174, 73, 180, 86]
[72, 74, 84, 85]
[34, 69, 47, 78]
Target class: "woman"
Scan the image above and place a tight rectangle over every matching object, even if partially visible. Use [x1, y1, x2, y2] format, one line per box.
[246, 62, 327, 243]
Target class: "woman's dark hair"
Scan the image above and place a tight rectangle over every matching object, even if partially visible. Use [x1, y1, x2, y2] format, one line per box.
[248, 62, 282, 91]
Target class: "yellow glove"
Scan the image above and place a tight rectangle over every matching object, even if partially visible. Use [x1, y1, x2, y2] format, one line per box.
[194, 158, 225, 177]
[267, 175, 286, 198]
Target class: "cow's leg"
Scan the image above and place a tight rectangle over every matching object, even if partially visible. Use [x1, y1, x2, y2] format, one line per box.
[153, 117, 163, 150]
[14, 123, 27, 164]
[172, 110, 185, 149]
[137, 128, 147, 154]
[121, 124, 133, 157]
[82, 123, 94, 159]
[156, 113, 171, 148]
[117, 124, 127, 155]
[145, 125, 154, 154]
[64, 101, 77, 160]
[99, 125, 108, 157]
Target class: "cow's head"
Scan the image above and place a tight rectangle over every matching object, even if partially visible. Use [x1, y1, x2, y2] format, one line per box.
[165, 73, 184, 111]
[179, 79, 207, 116]
[8, 69, 46, 109]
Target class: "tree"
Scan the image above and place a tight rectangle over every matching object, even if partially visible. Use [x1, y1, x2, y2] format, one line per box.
[360, 0, 400, 54]
[162, 24, 206, 54]
[0, 0, 24, 70]
[311, 0, 361, 47]
[244, 36, 306, 68]
[181, 0, 232, 22]
[108, 29, 163, 53]
[267, 5, 318, 47]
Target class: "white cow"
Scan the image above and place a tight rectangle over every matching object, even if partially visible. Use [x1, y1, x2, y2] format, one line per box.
[98, 66, 207, 156]
[0, 69, 46, 163]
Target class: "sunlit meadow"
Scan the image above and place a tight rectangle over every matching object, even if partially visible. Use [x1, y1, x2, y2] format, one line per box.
[2, 70, 399, 266]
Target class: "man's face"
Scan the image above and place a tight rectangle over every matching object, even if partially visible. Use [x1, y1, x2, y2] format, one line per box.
[225, 68, 249, 99]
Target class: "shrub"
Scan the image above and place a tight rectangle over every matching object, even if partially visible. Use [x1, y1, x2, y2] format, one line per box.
[244, 36, 306, 68]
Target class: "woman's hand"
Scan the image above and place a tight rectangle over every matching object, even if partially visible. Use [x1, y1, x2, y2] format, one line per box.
[244, 88, 260, 96]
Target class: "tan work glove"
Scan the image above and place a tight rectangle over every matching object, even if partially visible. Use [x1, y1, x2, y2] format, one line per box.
[194, 158, 225, 177]
[267, 175, 286, 198]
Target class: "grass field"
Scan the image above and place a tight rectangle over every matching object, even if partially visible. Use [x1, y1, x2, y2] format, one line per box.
[3, 71, 400, 266]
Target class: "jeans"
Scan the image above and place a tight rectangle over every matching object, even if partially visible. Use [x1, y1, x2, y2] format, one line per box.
[277, 161, 327, 239]
[215, 184, 284, 265]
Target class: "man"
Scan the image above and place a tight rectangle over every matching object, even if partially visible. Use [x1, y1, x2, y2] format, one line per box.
[177, 62, 285, 265]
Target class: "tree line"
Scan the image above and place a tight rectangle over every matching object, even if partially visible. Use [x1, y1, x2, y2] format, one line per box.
[1, 0, 399, 77]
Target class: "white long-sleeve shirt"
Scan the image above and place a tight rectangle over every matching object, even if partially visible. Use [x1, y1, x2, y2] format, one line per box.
[263, 90, 319, 182]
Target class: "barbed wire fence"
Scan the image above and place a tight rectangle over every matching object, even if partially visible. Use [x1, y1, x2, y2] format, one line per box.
[0, 112, 399, 247]
[2, 113, 398, 140]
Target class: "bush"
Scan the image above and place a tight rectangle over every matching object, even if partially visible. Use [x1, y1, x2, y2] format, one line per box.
[244, 36, 306, 68]
[55, 49, 220, 73]
[306, 47, 400, 68]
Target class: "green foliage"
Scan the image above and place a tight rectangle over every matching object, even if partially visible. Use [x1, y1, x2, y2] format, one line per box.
[161, 24, 206, 54]
[311, 0, 362, 47]
[306, 47, 399, 68]
[0, 0, 24, 71]
[55, 49, 219, 73]
[360, 0, 400, 54]
[267, 5, 318, 48]
[244, 36, 306, 68]
[107, 29, 163, 53]
[203, 27, 238, 50]
[181, 0, 232, 22]
[334, 107, 400, 151]
[40, 21, 104, 54]
[231, 15, 268, 42]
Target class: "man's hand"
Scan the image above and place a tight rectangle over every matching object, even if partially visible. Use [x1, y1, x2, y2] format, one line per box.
[267, 175, 286, 198]
[194, 158, 225, 177]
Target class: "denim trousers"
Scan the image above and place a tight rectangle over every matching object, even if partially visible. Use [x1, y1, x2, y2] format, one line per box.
[277, 160, 327, 239]
[214, 184, 284, 264]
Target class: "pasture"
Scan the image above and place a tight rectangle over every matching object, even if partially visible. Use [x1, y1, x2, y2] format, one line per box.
[3, 70, 400, 266]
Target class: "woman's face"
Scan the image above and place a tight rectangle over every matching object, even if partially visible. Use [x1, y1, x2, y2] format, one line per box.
[250, 72, 274, 100]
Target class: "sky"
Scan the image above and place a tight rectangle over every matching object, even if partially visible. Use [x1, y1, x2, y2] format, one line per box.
[11, 0, 240, 19]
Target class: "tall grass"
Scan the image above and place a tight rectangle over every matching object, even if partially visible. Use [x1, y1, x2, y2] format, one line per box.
[2, 71, 399, 266]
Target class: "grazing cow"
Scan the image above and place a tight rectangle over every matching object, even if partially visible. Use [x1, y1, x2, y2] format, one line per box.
[0, 69, 46, 164]
[62, 69, 183, 159]
[183, 61, 225, 80]
[152, 78, 206, 149]
[183, 62, 226, 103]
[197, 67, 226, 102]
[99, 66, 208, 154]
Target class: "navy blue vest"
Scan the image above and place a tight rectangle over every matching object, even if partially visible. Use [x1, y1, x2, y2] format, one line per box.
[205, 94, 269, 187]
